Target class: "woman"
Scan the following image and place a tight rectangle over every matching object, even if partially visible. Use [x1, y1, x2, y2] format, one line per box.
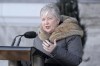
[33, 3, 84, 66]
[9, 3, 83, 66]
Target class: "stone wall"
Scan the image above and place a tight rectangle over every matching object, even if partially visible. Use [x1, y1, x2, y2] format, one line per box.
[79, 2, 100, 66]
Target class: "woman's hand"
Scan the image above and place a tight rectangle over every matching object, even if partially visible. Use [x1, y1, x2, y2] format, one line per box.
[42, 39, 57, 53]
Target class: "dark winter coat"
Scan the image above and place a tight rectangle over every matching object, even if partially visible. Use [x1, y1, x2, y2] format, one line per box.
[32, 15, 84, 66]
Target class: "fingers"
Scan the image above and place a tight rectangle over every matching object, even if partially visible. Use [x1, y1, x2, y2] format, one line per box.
[45, 40, 52, 45]
[43, 40, 51, 47]
[43, 39, 56, 47]
[42, 40, 51, 51]
[42, 39, 57, 53]
[54, 39, 57, 45]
[42, 43, 49, 51]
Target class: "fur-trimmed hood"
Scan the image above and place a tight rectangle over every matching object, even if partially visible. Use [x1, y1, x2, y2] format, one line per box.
[38, 15, 83, 43]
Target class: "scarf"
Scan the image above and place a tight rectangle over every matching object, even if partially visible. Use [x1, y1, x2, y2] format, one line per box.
[38, 15, 83, 43]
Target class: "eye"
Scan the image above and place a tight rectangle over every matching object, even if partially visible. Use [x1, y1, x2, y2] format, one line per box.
[48, 17, 52, 20]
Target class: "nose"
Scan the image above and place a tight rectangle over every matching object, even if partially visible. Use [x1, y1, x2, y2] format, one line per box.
[45, 19, 49, 25]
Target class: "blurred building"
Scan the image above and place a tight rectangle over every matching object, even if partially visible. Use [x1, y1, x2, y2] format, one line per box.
[79, 0, 100, 66]
[0, 0, 100, 66]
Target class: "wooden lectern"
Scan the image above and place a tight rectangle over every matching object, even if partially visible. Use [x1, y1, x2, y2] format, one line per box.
[0, 46, 32, 61]
[0, 46, 46, 66]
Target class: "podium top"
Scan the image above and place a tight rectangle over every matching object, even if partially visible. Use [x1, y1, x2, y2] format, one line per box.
[0, 46, 31, 51]
[0, 46, 34, 61]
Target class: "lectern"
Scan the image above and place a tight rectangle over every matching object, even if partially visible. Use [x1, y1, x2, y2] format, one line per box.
[0, 46, 47, 66]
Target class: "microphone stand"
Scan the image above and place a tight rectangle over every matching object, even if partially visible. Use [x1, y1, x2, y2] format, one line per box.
[16, 36, 23, 47]
[11, 35, 23, 46]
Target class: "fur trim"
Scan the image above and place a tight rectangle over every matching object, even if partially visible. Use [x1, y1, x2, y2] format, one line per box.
[38, 15, 83, 43]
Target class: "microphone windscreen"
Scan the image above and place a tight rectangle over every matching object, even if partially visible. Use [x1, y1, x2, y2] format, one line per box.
[24, 31, 37, 38]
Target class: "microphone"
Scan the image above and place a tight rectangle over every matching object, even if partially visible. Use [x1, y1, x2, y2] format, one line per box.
[16, 31, 37, 46]
[23, 31, 37, 38]
[11, 31, 37, 46]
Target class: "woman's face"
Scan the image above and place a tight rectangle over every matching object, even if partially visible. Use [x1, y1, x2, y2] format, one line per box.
[41, 12, 59, 34]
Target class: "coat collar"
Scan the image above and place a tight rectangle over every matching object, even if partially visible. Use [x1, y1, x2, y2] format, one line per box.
[38, 15, 83, 43]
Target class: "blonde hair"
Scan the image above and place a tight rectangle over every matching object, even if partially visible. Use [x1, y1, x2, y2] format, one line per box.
[40, 3, 60, 20]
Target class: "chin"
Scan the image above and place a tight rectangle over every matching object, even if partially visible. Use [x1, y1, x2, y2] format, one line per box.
[44, 28, 53, 33]
[45, 30, 52, 33]
[45, 31, 51, 33]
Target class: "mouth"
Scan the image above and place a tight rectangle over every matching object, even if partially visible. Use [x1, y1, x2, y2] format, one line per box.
[45, 26, 50, 29]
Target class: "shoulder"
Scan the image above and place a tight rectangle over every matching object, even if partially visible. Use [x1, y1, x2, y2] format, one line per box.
[56, 35, 82, 46]
[60, 15, 78, 23]
[65, 35, 81, 42]
[64, 35, 82, 46]
[56, 35, 82, 47]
